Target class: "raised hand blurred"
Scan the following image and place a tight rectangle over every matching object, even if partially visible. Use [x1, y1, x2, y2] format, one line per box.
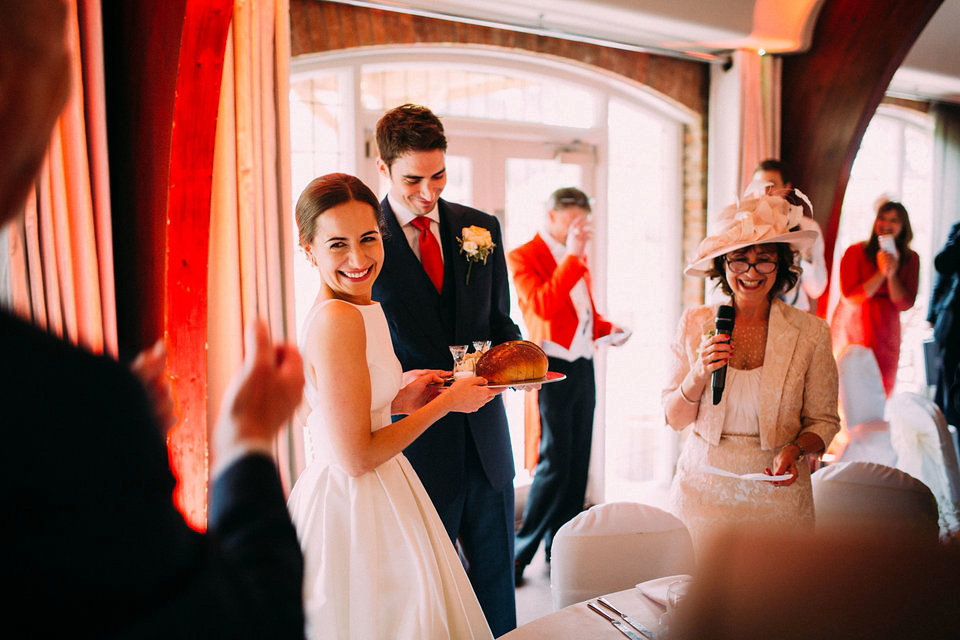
[130, 338, 177, 437]
[214, 320, 305, 458]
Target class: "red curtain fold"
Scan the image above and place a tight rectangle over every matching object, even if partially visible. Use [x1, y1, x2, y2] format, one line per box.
[6, 0, 114, 357]
[208, 0, 300, 494]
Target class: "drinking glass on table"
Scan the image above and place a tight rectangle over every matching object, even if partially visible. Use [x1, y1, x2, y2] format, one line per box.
[659, 577, 694, 636]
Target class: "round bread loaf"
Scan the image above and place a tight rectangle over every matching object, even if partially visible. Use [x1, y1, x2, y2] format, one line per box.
[475, 340, 548, 384]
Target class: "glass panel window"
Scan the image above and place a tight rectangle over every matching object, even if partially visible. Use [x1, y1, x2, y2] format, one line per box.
[289, 73, 345, 197]
[289, 72, 346, 332]
[603, 98, 682, 506]
[830, 107, 934, 396]
[361, 66, 597, 129]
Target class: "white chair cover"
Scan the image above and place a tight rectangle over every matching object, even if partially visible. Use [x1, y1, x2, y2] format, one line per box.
[836, 344, 886, 426]
[887, 392, 960, 537]
[836, 420, 896, 466]
[811, 461, 939, 541]
[549, 502, 696, 610]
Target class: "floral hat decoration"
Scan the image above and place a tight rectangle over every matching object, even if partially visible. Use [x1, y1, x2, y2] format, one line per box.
[684, 192, 818, 277]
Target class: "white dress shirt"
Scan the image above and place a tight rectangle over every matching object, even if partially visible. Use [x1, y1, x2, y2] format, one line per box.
[387, 193, 444, 265]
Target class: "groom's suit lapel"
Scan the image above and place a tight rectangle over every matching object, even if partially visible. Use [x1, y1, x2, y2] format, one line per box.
[379, 199, 451, 344]
[382, 201, 440, 296]
[438, 202, 473, 341]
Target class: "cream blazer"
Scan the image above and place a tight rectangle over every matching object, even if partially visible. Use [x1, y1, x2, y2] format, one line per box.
[663, 299, 840, 451]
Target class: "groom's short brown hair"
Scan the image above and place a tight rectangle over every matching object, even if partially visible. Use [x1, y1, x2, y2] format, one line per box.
[375, 104, 447, 170]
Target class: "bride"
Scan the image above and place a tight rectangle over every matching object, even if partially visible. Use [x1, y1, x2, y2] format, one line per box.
[287, 173, 498, 639]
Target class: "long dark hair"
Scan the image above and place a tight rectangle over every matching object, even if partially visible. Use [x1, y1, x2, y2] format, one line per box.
[295, 173, 384, 248]
[706, 243, 800, 300]
[865, 201, 913, 264]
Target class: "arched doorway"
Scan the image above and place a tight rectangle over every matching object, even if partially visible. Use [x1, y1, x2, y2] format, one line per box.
[288, 46, 698, 506]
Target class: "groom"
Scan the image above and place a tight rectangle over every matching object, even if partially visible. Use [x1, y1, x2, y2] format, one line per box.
[372, 104, 521, 636]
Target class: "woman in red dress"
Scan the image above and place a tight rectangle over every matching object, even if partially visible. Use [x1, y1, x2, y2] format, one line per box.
[830, 201, 920, 396]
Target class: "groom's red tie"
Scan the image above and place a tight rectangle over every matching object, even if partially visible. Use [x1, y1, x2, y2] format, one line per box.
[411, 216, 444, 293]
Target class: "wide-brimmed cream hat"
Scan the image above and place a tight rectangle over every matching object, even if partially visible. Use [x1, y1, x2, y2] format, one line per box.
[684, 192, 818, 277]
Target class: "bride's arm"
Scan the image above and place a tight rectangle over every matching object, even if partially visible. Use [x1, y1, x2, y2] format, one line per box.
[308, 301, 499, 477]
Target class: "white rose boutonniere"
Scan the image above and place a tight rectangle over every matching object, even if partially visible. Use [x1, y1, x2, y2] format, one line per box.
[458, 225, 495, 285]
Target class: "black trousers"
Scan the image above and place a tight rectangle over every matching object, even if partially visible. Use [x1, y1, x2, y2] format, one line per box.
[514, 356, 596, 567]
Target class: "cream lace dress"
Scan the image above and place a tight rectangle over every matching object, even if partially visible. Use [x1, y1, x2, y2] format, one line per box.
[669, 365, 815, 555]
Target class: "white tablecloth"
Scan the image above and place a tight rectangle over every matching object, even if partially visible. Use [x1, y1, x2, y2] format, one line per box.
[502, 586, 665, 639]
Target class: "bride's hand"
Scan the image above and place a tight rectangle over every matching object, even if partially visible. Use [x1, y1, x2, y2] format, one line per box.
[443, 376, 502, 413]
[391, 369, 445, 416]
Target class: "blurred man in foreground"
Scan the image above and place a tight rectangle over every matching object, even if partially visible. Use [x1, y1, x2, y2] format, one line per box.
[1, 1, 306, 636]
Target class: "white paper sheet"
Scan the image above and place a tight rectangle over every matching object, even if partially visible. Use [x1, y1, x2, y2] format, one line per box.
[698, 464, 792, 482]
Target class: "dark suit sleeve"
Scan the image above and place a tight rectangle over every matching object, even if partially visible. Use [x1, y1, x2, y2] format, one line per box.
[119, 454, 305, 639]
[5, 315, 303, 639]
[204, 455, 305, 638]
[488, 215, 523, 343]
[934, 223, 960, 275]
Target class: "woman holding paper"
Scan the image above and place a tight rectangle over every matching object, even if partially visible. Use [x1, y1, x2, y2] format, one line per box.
[830, 200, 919, 397]
[662, 193, 840, 553]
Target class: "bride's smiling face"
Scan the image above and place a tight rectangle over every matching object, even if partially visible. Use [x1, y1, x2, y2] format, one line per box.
[305, 200, 384, 304]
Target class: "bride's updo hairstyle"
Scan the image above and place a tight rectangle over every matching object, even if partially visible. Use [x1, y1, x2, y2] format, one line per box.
[295, 173, 384, 248]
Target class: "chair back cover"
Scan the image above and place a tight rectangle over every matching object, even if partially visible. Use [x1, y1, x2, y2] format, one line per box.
[836, 344, 886, 426]
[887, 392, 960, 536]
[836, 420, 896, 466]
[811, 461, 939, 541]
[550, 502, 696, 609]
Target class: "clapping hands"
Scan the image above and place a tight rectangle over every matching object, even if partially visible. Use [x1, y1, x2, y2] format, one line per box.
[130, 339, 177, 437]
[214, 320, 305, 457]
[877, 249, 899, 277]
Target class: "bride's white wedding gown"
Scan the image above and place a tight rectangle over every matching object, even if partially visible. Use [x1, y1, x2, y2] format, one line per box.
[287, 300, 493, 640]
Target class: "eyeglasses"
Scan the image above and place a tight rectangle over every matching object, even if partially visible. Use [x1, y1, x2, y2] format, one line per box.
[725, 259, 777, 274]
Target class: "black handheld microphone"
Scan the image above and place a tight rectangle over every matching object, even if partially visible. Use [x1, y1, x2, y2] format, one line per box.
[712, 305, 735, 405]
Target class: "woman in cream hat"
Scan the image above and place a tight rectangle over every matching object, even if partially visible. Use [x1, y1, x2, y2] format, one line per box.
[662, 193, 840, 553]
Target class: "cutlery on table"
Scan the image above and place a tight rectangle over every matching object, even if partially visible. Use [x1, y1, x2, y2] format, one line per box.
[587, 602, 645, 640]
[597, 596, 658, 640]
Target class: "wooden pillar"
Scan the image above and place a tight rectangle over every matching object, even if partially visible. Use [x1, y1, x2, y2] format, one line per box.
[780, 0, 943, 316]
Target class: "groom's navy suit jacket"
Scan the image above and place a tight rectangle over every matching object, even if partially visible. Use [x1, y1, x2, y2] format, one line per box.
[372, 197, 522, 509]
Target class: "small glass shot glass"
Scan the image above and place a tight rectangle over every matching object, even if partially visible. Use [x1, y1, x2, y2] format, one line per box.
[449, 345, 470, 377]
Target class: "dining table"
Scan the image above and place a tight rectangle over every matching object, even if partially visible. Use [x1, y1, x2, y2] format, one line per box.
[502, 583, 669, 640]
